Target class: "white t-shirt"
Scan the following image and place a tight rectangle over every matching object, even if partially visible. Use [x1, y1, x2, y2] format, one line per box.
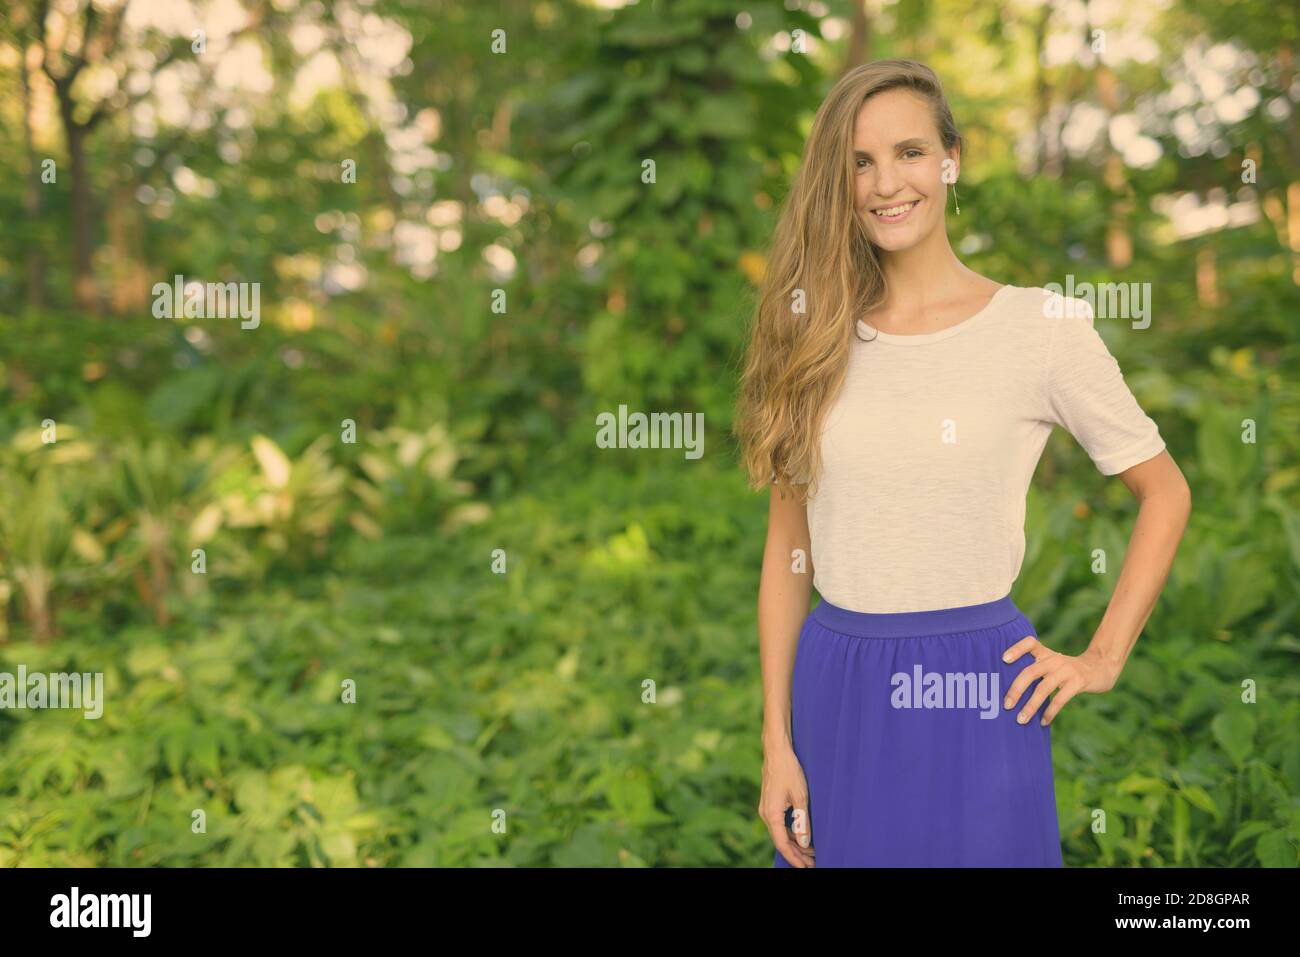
[799, 283, 1166, 614]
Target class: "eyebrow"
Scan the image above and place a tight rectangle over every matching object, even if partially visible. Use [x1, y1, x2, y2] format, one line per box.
[854, 138, 930, 157]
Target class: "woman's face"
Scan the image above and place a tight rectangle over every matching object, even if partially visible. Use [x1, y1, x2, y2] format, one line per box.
[852, 88, 957, 253]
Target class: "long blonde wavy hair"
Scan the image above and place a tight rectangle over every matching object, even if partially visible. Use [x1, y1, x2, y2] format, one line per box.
[734, 59, 962, 501]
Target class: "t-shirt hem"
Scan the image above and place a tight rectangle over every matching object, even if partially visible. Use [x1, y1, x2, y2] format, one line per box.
[1095, 435, 1167, 476]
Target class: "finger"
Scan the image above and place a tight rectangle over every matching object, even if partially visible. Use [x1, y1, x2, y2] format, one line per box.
[1040, 680, 1081, 725]
[784, 827, 816, 864]
[1018, 672, 1066, 725]
[1000, 635, 1039, 664]
[1003, 659, 1048, 709]
[765, 812, 814, 868]
[763, 815, 796, 862]
[774, 828, 815, 867]
[788, 796, 815, 862]
[789, 803, 812, 849]
[1005, 641, 1061, 705]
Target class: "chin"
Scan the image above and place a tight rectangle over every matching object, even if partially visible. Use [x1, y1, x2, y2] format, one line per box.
[865, 217, 933, 252]
[869, 230, 925, 253]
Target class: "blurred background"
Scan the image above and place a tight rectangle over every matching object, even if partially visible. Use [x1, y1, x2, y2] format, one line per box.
[0, 0, 1295, 867]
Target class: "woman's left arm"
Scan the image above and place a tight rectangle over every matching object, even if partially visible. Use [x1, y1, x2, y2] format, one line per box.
[1001, 448, 1192, 725]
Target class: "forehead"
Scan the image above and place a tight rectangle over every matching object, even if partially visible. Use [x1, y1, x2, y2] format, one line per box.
[852, 88, 936, 146]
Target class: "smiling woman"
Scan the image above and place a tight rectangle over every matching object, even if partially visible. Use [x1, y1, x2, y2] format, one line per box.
[735, 59, 1191, 869]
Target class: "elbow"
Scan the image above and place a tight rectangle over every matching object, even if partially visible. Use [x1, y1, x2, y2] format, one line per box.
[1169, 476, 1193, 525]
[1144, 454, 1192, 517]
[1135, 474, 1191, 522]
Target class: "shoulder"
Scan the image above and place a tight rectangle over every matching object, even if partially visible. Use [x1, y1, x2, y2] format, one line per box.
[1005, 285, 1093, 320]
[999, 285, 1098, 343]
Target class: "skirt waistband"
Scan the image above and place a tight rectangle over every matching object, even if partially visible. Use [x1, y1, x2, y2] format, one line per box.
[810, 593, 1025, 638]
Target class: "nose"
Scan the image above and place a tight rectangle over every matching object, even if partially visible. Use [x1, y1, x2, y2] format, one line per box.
[872, 160, 904, 202]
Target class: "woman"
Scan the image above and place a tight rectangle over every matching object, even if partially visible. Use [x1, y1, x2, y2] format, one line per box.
[735, 60, 1192, 868]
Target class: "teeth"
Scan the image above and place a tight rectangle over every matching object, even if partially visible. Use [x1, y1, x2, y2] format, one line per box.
[874, 201, 916, 217]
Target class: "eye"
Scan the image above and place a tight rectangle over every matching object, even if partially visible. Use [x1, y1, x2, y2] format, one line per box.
[902, 149, 924, 159]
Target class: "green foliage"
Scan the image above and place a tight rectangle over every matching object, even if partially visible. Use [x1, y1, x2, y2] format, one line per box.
[0, 0, 1295, 869]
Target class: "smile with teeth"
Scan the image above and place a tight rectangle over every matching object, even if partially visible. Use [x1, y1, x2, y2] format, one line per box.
[872, 200, 919, 219]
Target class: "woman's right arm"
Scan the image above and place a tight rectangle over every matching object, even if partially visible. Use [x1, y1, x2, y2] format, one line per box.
[757, 482, 817, 866]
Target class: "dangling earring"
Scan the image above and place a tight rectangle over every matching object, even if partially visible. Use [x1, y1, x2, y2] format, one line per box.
[951, 181, 961, 216]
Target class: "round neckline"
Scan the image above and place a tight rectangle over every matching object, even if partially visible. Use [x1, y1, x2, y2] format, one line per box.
[856, 284, 1014, 346]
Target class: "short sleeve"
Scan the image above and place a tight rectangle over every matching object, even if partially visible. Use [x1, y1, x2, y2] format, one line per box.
[1044, 299, 1166, 476]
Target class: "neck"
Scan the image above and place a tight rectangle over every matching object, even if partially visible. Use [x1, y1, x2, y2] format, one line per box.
[876, 225, 973, 307]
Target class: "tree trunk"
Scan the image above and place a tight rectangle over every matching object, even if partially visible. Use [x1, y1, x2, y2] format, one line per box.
[61, 110, 99, 314]
[845, 0, 870, 71]
[18, 566, 54, 644]
[21, 38, 47, 309]
[1031, 4, 1053, 176]
[1278, 42, 1300, 283]
[1196, 244, 1219, 309]
[1094, 62, 1133, 270]
[108, 181, 150, 314]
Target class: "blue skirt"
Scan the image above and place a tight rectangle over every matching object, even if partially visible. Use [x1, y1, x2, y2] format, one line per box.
[773, 593, 1064, 867]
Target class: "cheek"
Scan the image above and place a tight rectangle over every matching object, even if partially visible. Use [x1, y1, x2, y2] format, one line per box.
[916, 162, 943, 193]
[854, 175, 870, 210]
